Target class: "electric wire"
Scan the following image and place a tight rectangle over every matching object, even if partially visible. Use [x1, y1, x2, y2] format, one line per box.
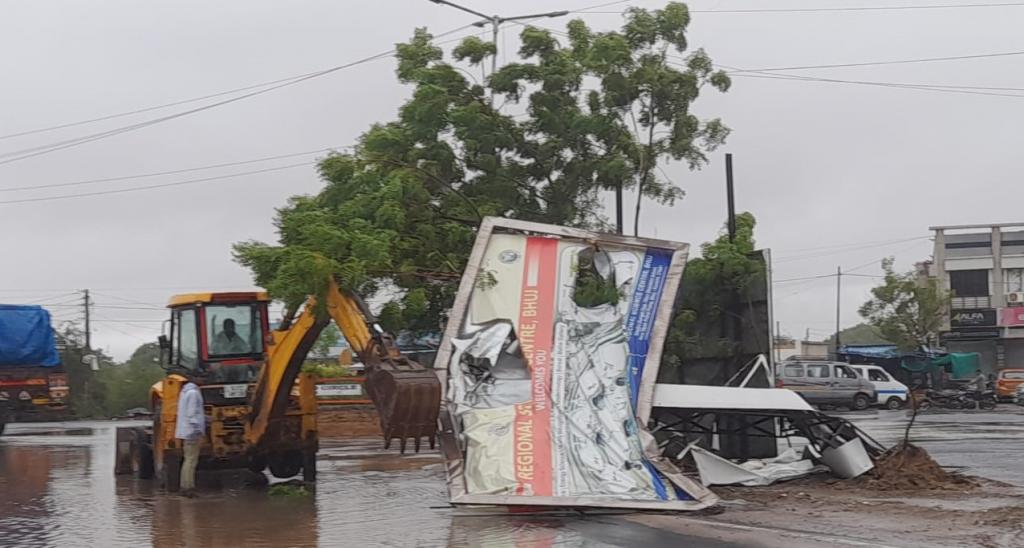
[0, 147, 342, 193]
[580, 2, 1024, 14]
[0, 23, 480, 165]
[0, 162, 314, 205]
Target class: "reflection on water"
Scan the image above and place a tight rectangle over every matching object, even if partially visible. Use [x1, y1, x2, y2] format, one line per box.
[0, 422, 672, 548]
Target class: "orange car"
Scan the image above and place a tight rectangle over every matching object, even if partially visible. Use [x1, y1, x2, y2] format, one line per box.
[995, 369, 1024, 401]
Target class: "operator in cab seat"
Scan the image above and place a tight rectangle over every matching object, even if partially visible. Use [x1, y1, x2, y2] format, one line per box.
[212, 318, 249, 355]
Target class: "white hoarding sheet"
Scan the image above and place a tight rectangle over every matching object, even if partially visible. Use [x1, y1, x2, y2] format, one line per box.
[438, 218, 716, 510]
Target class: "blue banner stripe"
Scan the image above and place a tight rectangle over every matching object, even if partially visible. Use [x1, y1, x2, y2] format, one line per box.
[623, 248, 675, 500]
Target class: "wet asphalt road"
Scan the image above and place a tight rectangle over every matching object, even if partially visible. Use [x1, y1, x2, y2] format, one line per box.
[838, 407, 1024, 487]
[1, 407, 1021, 547]
[0, 420, 743, 548]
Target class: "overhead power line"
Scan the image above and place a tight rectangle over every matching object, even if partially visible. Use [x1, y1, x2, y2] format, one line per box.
[0, 54, 394, 166]
[0, 162, 313, 205]
[0, 146, 342, 193]
[581, 2, 1024, 14]
[0, 23, 480, 166]
[725, 49, 1024, 73]
[0, 72, 322, 142]
[774, 236, 931, 263]
[532, 21, 1024, 98]
[670, 57, 1024, 99]
[733, 71, 1024, 99]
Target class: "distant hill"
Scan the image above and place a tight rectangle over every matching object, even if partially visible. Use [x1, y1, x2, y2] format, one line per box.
[826, 323, 891, 346]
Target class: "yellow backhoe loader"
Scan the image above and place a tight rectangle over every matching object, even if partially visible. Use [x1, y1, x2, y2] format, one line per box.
[114, 280, 440, 490]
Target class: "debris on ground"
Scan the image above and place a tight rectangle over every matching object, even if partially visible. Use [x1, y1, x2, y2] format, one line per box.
[851, 443, 977, 491]
[684, 446, 828, 487]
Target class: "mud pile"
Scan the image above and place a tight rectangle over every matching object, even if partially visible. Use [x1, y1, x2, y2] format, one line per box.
[859, 443, 976, 491]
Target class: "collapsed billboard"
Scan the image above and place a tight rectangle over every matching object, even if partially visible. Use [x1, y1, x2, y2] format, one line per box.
[436, 218, 717, 510]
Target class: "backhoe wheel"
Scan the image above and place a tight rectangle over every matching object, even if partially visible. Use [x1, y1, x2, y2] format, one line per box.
[269, 451, 302, 479]
[130, 429, 155, 479]
[302, 449, 317, 483]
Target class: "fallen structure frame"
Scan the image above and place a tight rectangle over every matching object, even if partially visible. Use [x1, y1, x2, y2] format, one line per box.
[435, 217, 717, 510]
[650, 384, 885, 481]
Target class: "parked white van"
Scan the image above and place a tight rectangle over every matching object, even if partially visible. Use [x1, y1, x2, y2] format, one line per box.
[850, 365, 909, 410]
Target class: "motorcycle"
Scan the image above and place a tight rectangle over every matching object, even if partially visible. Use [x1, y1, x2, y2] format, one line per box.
[920, 389, 964, 410]
[963, 389, 998, 410]
[919, 388, 997, 410]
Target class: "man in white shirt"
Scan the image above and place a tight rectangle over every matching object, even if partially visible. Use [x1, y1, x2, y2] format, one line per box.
[212, 318, 249, 355]
[175, 373, 206, 495]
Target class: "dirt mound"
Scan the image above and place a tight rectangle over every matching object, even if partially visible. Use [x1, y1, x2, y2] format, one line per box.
[859, 443, 976, 491]
[318, 406, 383, 439]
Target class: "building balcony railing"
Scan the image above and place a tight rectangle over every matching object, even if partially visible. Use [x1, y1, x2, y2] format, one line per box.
[951, 296, 991, 309]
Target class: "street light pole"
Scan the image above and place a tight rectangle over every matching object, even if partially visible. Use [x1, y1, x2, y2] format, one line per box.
[427, 0, 569, 77]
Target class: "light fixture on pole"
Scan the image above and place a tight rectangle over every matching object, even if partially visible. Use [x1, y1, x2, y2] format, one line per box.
[427, 0, 569, 76]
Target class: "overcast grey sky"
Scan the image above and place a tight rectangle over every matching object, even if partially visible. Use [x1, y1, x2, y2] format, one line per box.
[2, 0, 1020, 359]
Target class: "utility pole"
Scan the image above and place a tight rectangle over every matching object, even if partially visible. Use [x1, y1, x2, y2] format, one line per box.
[834, 266, 842, 356]
[725, 153, 736, 242]
[82, 289, 91, 350]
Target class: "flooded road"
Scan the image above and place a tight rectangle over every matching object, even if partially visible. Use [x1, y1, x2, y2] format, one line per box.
[3, 409, 1022, 547]
[0, 421, 744, 548]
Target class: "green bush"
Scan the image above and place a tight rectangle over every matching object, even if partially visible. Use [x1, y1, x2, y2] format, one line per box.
[300, 362, 353, 379]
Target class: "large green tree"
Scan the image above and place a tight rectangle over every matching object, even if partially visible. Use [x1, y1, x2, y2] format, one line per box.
[56, 323, 114, 417]
[234, 3, 728, 332]
[95, 343, 165, 416]
[859, 258, 949, 351]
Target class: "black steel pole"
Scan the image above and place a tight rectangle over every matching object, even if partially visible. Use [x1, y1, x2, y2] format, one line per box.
[726, 153, 736, 242]
[616, 183, 624, 235]
[835, 267, 842, 355]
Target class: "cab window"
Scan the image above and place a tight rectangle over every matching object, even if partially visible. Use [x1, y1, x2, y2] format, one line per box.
[835, 365, 858, 379]
[175, 308, 199, 369]
[784, 364, 804, 378]
[868, 369, 890, 382]
[806, 364, 830, 378]
[206, 304, 263, 357]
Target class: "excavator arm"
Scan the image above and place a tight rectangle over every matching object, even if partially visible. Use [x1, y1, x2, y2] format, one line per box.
[246, 280, 440, 452]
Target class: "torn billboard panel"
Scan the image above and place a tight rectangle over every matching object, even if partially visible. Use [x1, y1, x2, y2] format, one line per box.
[437, 218, 716, 510]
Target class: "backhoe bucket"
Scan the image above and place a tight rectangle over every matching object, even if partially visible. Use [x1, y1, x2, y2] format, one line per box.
[363, 359, 441, 453]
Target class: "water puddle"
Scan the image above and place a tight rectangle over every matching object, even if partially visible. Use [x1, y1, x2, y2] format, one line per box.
[0, 423, 655, 547]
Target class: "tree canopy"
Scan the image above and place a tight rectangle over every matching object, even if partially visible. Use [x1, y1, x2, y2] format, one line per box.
[234, 3, 729, 333]
[859, 258, 948, 351]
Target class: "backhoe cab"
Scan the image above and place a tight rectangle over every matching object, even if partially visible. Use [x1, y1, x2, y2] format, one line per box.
[115, 284, 441, 491]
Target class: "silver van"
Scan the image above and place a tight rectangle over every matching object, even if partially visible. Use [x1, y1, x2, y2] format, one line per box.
[777, 360, 877, 411]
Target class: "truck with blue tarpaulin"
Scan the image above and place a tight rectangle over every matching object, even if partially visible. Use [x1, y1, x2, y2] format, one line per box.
[0, 305, 69, 433]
